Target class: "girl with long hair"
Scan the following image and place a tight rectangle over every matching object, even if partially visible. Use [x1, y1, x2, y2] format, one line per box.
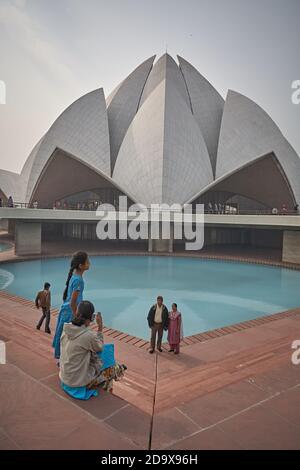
[52, 251, 90, 360]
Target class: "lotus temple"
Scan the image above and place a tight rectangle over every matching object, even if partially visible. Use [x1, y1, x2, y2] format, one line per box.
[0, 54, 300, 451]
[1, 53, 300, 208]
[0, 53, 300, 259]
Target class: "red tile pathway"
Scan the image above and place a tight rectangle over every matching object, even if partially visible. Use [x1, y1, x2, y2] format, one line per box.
[0, 289, 299, 449]
[0, 238, 300, 449]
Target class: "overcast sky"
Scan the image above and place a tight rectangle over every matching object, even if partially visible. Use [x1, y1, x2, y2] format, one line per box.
[0, 0, 299, 174]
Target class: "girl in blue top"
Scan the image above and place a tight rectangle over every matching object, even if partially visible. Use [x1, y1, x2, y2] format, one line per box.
[52, 251, 90, 360]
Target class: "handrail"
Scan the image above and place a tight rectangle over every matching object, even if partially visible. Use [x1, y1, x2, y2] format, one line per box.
[0, 202, 299, 216]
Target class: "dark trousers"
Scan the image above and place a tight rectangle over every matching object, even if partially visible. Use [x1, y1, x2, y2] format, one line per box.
[37, 307, 51, 332]
[150, 322, 163, 350]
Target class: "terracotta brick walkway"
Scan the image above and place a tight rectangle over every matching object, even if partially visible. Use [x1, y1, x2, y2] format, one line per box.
[0, 237, 300, 449]
[1, 289, 299, 449]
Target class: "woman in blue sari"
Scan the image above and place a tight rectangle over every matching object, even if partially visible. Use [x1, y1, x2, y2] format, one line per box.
[52, 251, 90, 360]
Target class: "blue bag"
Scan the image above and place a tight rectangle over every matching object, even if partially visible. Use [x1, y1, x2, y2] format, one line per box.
[97, 343, 116, 370]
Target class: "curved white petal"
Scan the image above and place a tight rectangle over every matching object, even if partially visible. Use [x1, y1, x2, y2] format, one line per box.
[107, 55, 155, 171]
[216, 90, 300, 204]
[25, 88, 110, 202]
[178, 55, 224, 175]
[0, 169, 25, 202]
[113, 78, 213, 206]
[138, 53, 191, 110]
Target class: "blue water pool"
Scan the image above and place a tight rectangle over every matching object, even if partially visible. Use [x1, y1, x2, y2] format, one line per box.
[0, 243, 10, 252]
[0, 255, 300, 340]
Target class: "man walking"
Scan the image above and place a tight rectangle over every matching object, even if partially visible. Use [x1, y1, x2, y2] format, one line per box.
[147, 295, 169, 353]
[35, 282, 51, 334]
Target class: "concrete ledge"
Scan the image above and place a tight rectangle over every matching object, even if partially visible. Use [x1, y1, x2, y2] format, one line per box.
[15, 221, 41, 255]
[1, 207, 300, 229]
[283, 230, 300, 263]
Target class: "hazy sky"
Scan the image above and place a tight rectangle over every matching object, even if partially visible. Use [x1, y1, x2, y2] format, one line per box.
[0, 0, 299, 174]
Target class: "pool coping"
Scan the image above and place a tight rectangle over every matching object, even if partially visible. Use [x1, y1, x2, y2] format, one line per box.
[1, 248, 300, 271]
[0, 239, 14, 253]
[0, 288, 299, 350]
[1, 244, 300, 348]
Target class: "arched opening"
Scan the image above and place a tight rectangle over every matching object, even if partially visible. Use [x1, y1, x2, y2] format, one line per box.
[29, 148, 134, 209]
[0, 189, 8, 205]
[191, 152, 296, 213]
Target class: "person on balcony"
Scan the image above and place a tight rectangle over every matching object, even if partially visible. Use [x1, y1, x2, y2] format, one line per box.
[281, 203, 288, 215]
[7, 195, 13, 208]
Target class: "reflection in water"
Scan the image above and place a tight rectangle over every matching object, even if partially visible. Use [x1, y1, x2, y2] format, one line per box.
[0, 268, 14, 289]
[0, 243, 10, 253]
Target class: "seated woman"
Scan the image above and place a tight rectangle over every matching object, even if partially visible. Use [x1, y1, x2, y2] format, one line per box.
[59, 300, 126, 400]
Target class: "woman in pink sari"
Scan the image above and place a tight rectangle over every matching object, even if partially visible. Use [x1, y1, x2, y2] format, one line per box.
[167, 303, 183, 354]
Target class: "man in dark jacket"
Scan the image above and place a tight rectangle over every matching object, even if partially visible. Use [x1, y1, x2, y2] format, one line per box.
[147, 295, 169, 353]
[35, 282, 51, 334]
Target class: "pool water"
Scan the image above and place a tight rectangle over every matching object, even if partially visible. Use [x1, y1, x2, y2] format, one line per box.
[0, 243, 9, 252]
[1, 255, 300, 340]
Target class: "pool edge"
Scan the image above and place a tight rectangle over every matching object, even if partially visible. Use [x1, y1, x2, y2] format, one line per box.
[0, 288, 299, 350]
